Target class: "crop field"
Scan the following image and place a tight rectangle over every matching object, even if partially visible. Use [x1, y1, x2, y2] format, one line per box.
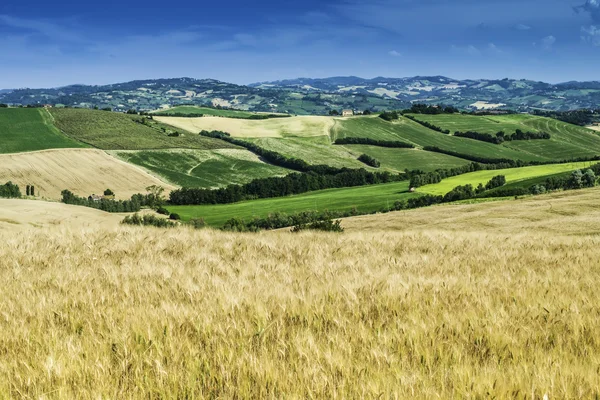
[336, 116, 545, 161]
[341, 145, 471, 172]
[155, 115, 336, 138]
[50, 108, 235, 150]
[407, 113, 538, 135]
[0, 149, 176, 200]
[153, 106, 262, 118]
[113, 149, 291, 188]
[248, 136, 367, 169]
[0, 108, 87, 153]
[167, 181, 418, 226]
[417, 161, 598, 195]
[2, 187, 600, 397]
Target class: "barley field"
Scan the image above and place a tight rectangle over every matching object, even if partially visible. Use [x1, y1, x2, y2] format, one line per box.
[1, 191, 600, 397]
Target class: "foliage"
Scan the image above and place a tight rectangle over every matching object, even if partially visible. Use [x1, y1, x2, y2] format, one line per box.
[0, 182, 21, 198]
[334, 137, 414, 148]
[404, 114, 451, 134]
[121, 213, 177, 228]
[61, 190, 142, 213]
[378, 111, 399, 121]
[357, 154, 381, 168]
[291, 219, 344, 233]
[404, 104, 459, 114]
[104, 189, 114, 196]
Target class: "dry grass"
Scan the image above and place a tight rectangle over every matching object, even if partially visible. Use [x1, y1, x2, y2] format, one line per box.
[2, 190, 600, 397]
[0, 149, 176, 200]
[155, 116, 336, 138]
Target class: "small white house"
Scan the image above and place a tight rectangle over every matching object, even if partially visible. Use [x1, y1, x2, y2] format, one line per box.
[342, 109, 354, 117]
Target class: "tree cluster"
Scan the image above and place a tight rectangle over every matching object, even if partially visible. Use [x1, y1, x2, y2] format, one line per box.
[378, 111, 400, 121]
[61, 190, 142, 213]
[358, 154, 381, 168]
[122, 213, 177, 228]
[0, 182, 21, 198]
[169, 168, 398, 205]
[532, 109, 600, 126]
[404, 104, 459, 115]
[334, 137, 414, 148]
[454, 130, 550, 144]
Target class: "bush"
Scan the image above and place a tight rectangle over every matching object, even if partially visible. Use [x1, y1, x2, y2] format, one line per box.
[291, 219, 344, 233]
[156, 207, 170, 215]
[187, 218, 207, 229]
[104, 189, 115, 196]
[169, 213, 181, 221]
[334, 137, 414, 149]
[0, 182, 22, 198]
[379, 111, 399, 121]
[122, 214, 176, 228]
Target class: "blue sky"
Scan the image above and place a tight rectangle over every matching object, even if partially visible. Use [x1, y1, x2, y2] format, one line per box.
[1, 0, 599, 88]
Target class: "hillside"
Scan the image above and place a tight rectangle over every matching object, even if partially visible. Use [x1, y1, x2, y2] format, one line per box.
[0, 149, 176, 200]
[4, 76, 600, 114]
[2, 187, 600, 397]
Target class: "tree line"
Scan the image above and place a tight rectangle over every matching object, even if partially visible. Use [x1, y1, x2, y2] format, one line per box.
[533, 109, 600, 126]
[403, 104, 459, 115]
[453, 129, 550, 144]
[334, 137, 415, 148]
[403, 115, 450, 134]
[0, 182, 21, 198]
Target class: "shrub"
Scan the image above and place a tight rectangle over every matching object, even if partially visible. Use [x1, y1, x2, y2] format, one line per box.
[0, 182, 22, 198]
[358, 154, 381, 168]
[291, 219, 344, 233]
[156, 207, 170, 215]
[379, 111, 399, 121]
[104, 189, 115, 196]
[187, 218, 207, 229]
[122, 214, 176, 228]
[169, 213, 181, 221]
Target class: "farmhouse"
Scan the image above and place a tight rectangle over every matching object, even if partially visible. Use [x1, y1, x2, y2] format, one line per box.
[342, 110, 354, 117]
[88, 194, 115, 202]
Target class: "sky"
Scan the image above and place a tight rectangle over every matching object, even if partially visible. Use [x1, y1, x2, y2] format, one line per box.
[1, 0, 600, 88]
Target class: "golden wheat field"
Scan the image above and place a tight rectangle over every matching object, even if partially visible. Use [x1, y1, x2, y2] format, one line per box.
[1, 190, 600, 398]
[0, 149, 176, 200]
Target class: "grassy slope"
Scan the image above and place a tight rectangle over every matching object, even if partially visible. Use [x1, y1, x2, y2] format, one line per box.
[335, 116, 544, 161]
[50, 108, 236, 150]
[341, 145, 471, 172]
[153, 106, 259, 118]
[411, 113, 600, 161]
[417, 161, 598, 195]
[113, 149, 291, 188]
[167, 181, 418, 225]
[0, 108, 88, 153]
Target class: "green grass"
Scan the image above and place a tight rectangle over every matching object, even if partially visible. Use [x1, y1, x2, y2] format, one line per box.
[407, 113, 536, 135]
[341, 146, 471, 172]
[153, 106, 263, 118]
[0, 108, 88, 153]
[167, 181, 420, 226]
[248, 136, 368, 169]
[335, 116, 544, 162]
[418, 161, 599, 195]
[50, 108, 236, 150]
[113, 149, 291, 188]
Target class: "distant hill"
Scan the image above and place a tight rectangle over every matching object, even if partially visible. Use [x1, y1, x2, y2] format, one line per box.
[2, 76, 600, 113]
[251, 76, 600, 111]
[0, 77, 406, 115]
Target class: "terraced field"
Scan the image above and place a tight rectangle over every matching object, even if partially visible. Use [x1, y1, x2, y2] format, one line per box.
[417, 161, 598, 195]
[50, 108, 234, 150]
[113, 149, 291, 188]
[167, 181, 419, 226]
[155, 115, 336, 138]
[0, 108, 87, 153]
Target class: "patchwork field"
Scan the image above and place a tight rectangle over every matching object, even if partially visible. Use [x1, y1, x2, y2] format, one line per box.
[155, 115, 336, 138]
[2, 188, 600, 397]
[113, 149, 291, 188]
[167, 181, 419, 226]
[407, 113, 538, 135]
[0, 108, 87, 153]
[0, 149, 175, 200]
[50, 108, 234, 150]
[417, 161, 598, 195]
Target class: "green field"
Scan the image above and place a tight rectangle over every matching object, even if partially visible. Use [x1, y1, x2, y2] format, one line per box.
[153, 106, 267, 118]
[341, 146, 471, 172]
[418, 161, 598, 195]
[50, 108, 235, 150]
[114, 149, 291, 188]
[0, 108, 88, 153]
[335, 116, 545, 162]
[167, 181, 420, 226]
[248, 136, 368, 169]
[407, 113, 537, 135]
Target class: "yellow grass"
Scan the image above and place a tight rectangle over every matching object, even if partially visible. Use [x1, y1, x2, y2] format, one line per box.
[587, 124, 600, 132]
[155, 115, 336, 138]
[2, 189, 600, 397]
[0, 149, 176, 200]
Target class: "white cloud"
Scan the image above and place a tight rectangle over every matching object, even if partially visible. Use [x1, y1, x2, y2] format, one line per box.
[541, 35, 556, 49]
[581, 25, 600, 45]
[388, 50, 401, 57]
[514, 23, 532, 31]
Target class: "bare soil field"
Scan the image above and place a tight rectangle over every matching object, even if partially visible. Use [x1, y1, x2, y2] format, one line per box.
[0, 149, 176, 200]
[155, 115, 336, 138]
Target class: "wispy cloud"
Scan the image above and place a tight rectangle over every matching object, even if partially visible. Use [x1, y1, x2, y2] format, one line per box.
[541, 35, 556, 50]
[388, 50, 401, 57]
[581, 25, 600, 45]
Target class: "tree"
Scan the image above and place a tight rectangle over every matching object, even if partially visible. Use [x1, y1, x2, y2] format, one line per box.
[582, 169, 596, 187]
[31, 186, 35, 196]
[104, 189, 115, 196]
[329, 110, 339, 116]
[363, 109, 372, 115]
[26, 185, 30, 196]
[145, 185, 165, 208]
[567, 170, 584, 189]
